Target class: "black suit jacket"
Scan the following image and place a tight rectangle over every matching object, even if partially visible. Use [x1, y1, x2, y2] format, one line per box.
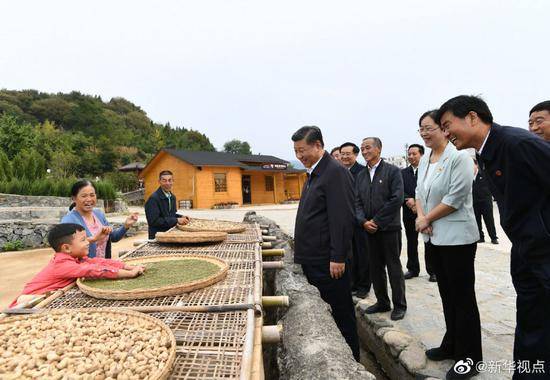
[472, 169, 492, 204]
[349, 161, 365, 179]
[294, 152, 355, 264]
[479, 123, 550, 259]
[145, 187, 182, 239]
[401, 165, 417, 221]
[355, 160, 404, 231]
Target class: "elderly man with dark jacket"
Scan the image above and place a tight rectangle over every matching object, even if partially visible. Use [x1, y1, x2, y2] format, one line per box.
[355, 137, 406, 320]
[144, 170, 189, 239]
[292, 126, 360, 361]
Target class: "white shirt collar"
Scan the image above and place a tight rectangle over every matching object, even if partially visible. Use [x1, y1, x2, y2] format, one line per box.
[306, 154, 323, 175]
[368, 158, 381, 171]
[477, 129, 491, 154]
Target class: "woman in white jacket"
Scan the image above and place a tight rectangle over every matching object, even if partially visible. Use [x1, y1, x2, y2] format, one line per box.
[415, 110, 481, 380]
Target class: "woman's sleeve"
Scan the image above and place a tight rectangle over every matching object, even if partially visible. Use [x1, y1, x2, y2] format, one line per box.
[441, 152, 474, 210]
[96, 209, 127, 242]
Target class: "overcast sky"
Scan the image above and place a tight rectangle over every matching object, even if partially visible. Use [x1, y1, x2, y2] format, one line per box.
[1, 1, 548, 162]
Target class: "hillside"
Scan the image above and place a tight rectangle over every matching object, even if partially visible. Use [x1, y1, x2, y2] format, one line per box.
[0, 89, 215, 179]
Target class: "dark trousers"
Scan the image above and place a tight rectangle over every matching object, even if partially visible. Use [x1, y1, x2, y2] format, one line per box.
[511, 248, 550, 379]
[427, 242, 482, 362]
[301, 261, 360, 361]
[366, 230, 406, 310]
[351, 226, 371, 292]
[403, 217, 434, 276]
[473, 200, 497, 240]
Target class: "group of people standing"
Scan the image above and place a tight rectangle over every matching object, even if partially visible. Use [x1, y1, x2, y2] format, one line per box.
[293, 97, 550, 379]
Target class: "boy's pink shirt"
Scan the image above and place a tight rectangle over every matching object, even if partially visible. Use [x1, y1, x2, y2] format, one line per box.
[9, 252, 125, 307]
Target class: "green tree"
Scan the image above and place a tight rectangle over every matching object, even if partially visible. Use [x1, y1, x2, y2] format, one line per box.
[0, 150, 12, 181]
[28, 97, 74, 127]
[223, 139, 252, 155]
[11, 150, 47, 180]
[0, 114, 36, 159]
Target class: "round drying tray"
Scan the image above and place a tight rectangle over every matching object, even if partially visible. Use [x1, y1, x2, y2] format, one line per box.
[0, 308, 176, 380]
[77, 255, 229, 300]
[155, 230, 227, 244]
[177, 218, 247, 234]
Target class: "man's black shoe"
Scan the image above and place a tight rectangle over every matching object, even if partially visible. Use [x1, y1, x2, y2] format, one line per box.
[491, 238, 499, 244]
[425, 347, 453, 361]
[355, 289, 369, 299]
[446, 361, 479, 379]
[365, 303, 391, 314]
[390, 308, 406, 320]
[404, 271, 418, 280]
[477, 238, 485, 243]
[429, 274, 437, 282]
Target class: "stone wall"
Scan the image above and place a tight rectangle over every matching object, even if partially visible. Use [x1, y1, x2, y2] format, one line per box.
[0, 220, 147, 251]
[0, 193, 105, 209]
[243, 212, 375, 380]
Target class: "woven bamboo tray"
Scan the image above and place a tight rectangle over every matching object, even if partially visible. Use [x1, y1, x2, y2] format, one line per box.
[177, 218, 247, 234]
[0, 308, 176, 380]
[77, 255, 229, 300]
[155, 230, 227, 244]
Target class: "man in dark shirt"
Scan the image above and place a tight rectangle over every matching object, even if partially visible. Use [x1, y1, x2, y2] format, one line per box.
[402, 143, 435, 281]
[355, 137, 406, 321]
[292, 126, 359, 361]
[340, 142, 370, 298]
[144, 170, 189, 239]
[472, 160, 498, 244]
[438, 95, 550, 379]
[528, 100, 550, 141]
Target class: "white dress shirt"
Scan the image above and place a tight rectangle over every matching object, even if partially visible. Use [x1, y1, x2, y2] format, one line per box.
[367, 159, 382, 181]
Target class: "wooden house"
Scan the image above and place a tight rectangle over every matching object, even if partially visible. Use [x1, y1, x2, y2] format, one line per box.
[140, 149, 307, 209]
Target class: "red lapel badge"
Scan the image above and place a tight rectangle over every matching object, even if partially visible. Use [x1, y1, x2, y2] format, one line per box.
[495, 170, 502, 177]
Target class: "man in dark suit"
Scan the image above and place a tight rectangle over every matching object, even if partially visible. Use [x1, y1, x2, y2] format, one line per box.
[355, 137, 406, 321]
[438, 95, 550, 379]
[144, 170, 189, 239]
[402, 143, 436, 281]
[528, 100, 550, 141]
[472, 160, 498, 244]
[292, 126, 359, 361]
[340, 141, 371, 298]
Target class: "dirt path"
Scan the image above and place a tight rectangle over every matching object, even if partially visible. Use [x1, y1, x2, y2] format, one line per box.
[0, 231, 148, 307]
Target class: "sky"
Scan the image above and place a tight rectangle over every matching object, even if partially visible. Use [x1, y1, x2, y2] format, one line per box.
[1, 1, 548, 162]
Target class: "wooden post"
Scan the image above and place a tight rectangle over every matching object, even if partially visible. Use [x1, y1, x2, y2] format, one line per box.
[262, 325, 282, 344]
[261, 229, 268, 235]
[262, 261, 284, 270]
[261, 249, 285, 257]
[259, 224, 269, 229]
[262, 296, 289, 308]
[262, 236, 277, 242]
[260, 242, 272, 249]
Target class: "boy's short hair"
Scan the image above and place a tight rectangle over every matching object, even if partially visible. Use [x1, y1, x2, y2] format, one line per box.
[159, 170, 173, 179]
[48, 224, 85, 252]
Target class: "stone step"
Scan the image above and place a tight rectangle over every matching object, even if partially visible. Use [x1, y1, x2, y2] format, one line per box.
[0, 207, 68, 221]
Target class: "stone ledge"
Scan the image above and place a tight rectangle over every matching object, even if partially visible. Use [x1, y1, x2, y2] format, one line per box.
[356, 300, 448, 380]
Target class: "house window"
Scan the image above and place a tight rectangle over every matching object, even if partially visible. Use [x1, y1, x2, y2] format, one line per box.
[214, 173, 227, 192]
[265, 175, 274, 191]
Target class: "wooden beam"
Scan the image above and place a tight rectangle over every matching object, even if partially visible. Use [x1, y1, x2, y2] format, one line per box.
[262, 261, 284, 270]
[262, 325, 282, 344]
[262, 296, 289, 308]
[261, 249, 285, 257]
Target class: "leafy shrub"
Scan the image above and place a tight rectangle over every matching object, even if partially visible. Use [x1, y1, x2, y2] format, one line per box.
[0, 177, 118, 200]
[103, 171, 138, 193]
[2, 240, 24, 252]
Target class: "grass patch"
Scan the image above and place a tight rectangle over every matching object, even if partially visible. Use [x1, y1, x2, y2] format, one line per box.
[82, 259, 221, 291]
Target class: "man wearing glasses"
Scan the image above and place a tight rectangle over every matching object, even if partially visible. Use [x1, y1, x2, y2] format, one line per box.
[437, 95, 550, 378]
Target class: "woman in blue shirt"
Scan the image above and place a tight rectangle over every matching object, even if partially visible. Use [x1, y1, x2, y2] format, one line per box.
[61, 180, 138, 258]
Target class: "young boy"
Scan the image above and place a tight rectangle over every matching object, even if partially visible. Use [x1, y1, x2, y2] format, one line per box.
[10, 223, 144, 308]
